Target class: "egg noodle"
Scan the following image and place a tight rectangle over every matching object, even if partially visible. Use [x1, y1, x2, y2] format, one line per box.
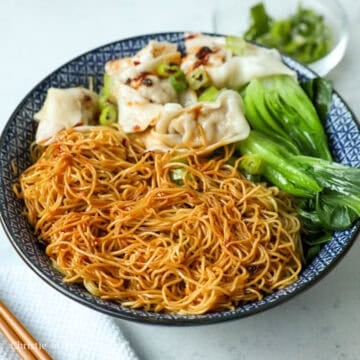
[15, 125, 302, 314]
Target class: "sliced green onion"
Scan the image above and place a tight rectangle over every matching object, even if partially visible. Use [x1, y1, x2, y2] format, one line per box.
[99, 105, 117, 126]
[238, 154, 263, 175]
[198, 86, 219, 102]
[99, 73, 116, 109]
[169, 158, 193, 185]
[187, 68, 211, 90]
[225, 36, 246, 56]
[157, 63, 180, 78]
[244, 3, 332, 64]
[169, 70, 187, 93]
[170, 168, 187, 185]
[101, 73, 112, 97]
[99, 95, 115, 110]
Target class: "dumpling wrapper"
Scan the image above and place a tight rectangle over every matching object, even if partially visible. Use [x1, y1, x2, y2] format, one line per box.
[115, 82, 200, 134]
[206, 45, 296, 89]
[116, 84, 164, 133]
[130, 75, 177, 105]
[105, 41, 181, 82]
[139, 89, 250, 153]
[105, 41, 181, 101]
[181, 33, 296, 89]
[181, 34, 230, 74]
[34, 87, 99, 144]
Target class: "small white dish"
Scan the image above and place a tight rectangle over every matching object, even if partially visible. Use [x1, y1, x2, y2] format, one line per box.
[213, 0, 349, 76]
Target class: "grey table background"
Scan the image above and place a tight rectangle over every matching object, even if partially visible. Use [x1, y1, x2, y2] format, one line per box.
[0, 1, 359, 359]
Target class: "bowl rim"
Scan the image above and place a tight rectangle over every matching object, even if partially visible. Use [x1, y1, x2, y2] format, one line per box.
[1, 31, 359, 325]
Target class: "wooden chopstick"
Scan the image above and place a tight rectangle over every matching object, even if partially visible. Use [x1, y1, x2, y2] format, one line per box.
[0, 314, 37, 360]
[0, 300, 52, 360]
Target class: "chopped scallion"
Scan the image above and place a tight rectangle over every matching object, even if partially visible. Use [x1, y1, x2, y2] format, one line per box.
[157, 63, 180, 78]
[188, 68, 211, 90]
[225, 36, 246, 55]
[99, 105, 117, 126]
[169, 70, 187, 93]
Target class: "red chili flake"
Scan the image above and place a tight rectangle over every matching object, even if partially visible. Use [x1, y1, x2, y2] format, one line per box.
[133, 125, 141, 131]
[196, 46, 213, 60]
[133, 60, 141, 65]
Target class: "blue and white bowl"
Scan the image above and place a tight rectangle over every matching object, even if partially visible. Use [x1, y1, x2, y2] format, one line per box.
[0, 32, 359, 325]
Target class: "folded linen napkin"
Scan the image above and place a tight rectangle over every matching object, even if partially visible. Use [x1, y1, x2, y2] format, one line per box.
[0, 239, 139, 360]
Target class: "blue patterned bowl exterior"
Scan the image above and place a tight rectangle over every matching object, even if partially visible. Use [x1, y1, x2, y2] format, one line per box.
[0, 32, 359, 325]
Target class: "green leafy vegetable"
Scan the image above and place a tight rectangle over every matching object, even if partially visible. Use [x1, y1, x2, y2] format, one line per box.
[316, 192, 359, 230]
[244, 2, 332, 64]
[236, 131, 322, 197]
[295, 155, 360, 230]
[303, 232, 333, 247]
[157, 63, 180, 78]
[244, 75, 332, 160]
[303, 227, 339, 263]
[244, 3, 271, 40]
[305, 244, 321, 263]
[236, 131, 360, 233]
[302, 77, 333, 122]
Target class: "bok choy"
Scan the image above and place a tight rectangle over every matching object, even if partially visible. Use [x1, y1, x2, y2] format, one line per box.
[236, 131, 322, 198]
[237, 73, 360, 260]
[243, 75, 332, 160]
[236, 130, 360, 239]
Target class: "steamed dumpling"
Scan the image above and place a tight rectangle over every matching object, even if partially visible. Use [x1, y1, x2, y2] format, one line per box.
[139, 90, 250, 152]
[105, 41, 180, 106]
[34, 87, 99, 144]
[105, 41, 182, 84]
[115, 83, 198, 134]
[116, 84, 163, 133]
[181, 33, 296, 89]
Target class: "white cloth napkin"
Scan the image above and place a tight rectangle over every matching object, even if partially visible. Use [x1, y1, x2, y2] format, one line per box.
[0, 239, 139, 360]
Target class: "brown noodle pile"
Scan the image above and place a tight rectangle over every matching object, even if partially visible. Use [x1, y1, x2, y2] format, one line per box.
[16, 125, 302, 314]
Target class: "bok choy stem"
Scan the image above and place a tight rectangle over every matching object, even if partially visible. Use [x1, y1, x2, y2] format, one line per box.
[243, 75, 332, 160]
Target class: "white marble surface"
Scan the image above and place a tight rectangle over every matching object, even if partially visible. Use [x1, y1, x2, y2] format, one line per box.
[0, 0, 359, 359]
